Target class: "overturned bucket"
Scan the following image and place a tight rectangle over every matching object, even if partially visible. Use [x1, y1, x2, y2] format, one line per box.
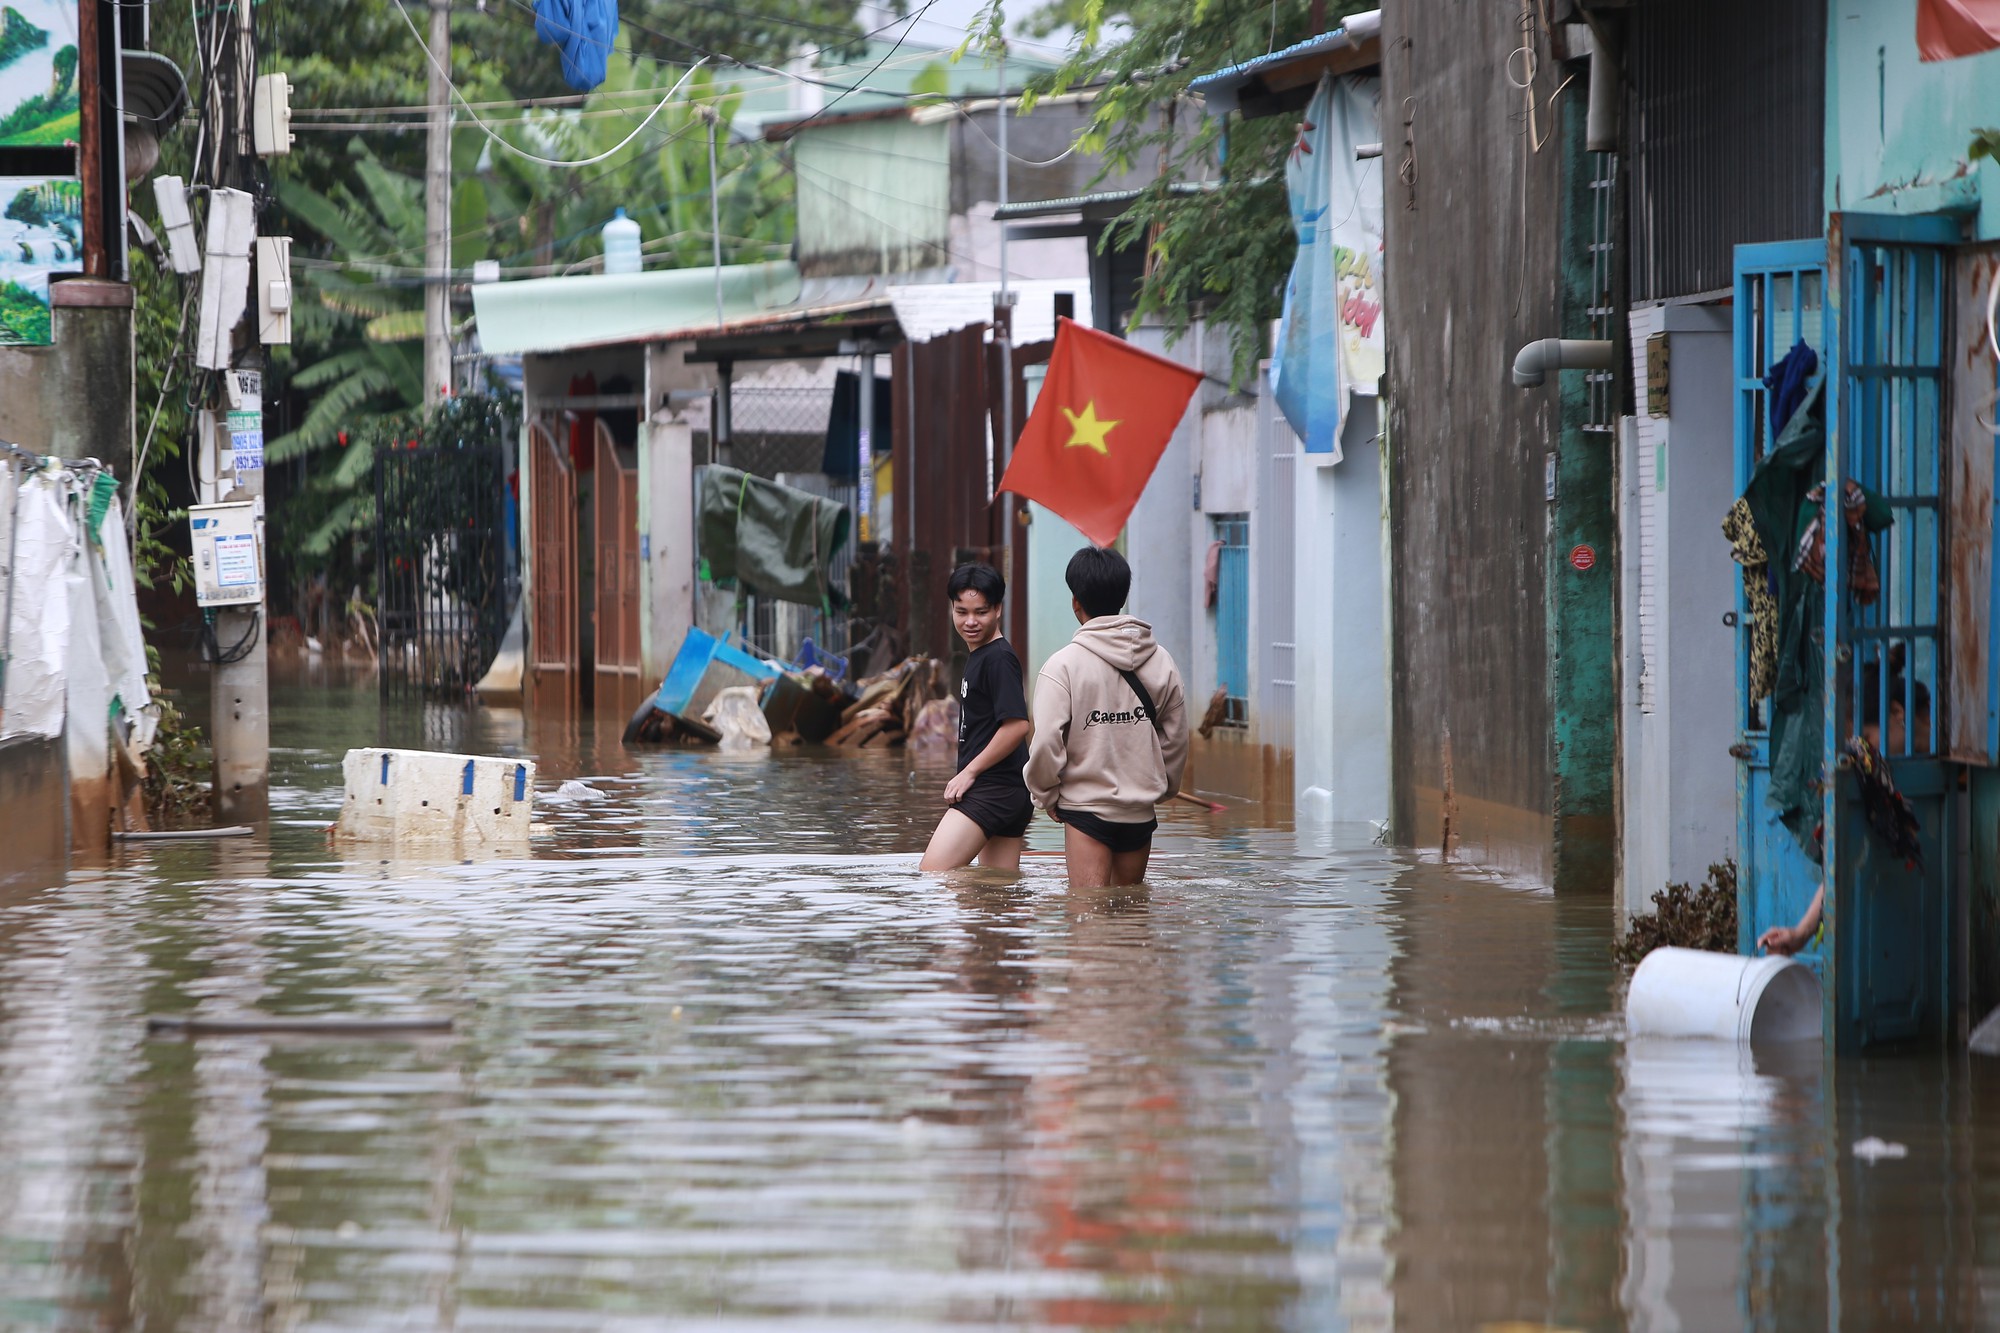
[1626, 947, 1822, 1044]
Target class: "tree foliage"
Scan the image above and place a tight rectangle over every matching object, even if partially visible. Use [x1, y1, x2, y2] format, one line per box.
[1000, 0, 1374, 381]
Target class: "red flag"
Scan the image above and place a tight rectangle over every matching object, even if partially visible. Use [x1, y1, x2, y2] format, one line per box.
[996, 318, 1203, 546]
[1918, 0, 2000, 59]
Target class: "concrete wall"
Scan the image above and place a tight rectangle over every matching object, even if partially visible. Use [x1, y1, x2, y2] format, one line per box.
[1124, 318, 1299, 803]
[1382, 1, 1569, 884]
[0, 284, 135, 476]
[793, 118, 952, 277]
[0, 735, 67, 887]
[1294, 398, 1390, 826]
[1124, 323, 1197, 681]
[1826, 0, 2000, 241]
[1619, 305, 1739, 917]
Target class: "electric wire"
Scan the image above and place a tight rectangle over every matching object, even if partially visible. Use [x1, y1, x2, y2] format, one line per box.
[390, 0, 713, 169]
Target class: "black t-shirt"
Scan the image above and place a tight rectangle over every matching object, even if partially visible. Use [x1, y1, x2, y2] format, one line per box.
[957, 638, 1029, 787]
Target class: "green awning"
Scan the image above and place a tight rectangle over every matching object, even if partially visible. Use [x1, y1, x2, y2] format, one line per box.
[470, 261, 803, 356]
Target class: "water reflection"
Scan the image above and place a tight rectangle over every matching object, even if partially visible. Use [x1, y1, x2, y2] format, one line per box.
[0, 671, 1995, 1327]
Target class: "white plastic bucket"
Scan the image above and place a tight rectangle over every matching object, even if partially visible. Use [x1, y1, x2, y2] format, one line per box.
[1626, 946, 1822, 1044]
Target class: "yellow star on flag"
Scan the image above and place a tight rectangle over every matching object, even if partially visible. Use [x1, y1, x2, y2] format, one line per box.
[1060, 401, 1120, 454]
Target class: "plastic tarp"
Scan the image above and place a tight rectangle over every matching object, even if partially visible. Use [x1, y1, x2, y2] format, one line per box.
[1271, 73, 1384, 458]
[1, 469, 155, 757]
[66, 521, 108, 790]
[534, 0, 619, 91]
[94, 496, 151, 724]
[2, 470, 73, 740]
[697, 465, 851, 610]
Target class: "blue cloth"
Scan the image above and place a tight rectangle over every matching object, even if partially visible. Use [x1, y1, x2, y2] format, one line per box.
[534, 0, 619, 92]
[1763, 339, 1818, 442]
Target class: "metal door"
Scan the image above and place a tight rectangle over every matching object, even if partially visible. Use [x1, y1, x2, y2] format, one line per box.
[528, 421, 577, 704]
[593, 421, 641, 677]
[1733, 241, 1829, 967]
[1214, 514, 1250, 725]
[1829, 214, 1957, 1050]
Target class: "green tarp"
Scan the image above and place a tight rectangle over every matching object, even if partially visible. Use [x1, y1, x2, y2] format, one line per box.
[697, 465, 851, 610]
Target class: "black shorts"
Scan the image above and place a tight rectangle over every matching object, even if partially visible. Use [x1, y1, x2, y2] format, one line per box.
[1055, 806, 1158, 854]
[957, 781, 1033, 840]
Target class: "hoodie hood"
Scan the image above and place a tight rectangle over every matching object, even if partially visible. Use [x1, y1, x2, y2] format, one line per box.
[1072, 615, 1159, 672]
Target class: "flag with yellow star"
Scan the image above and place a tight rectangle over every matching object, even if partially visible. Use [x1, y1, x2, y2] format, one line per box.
[995, 317, 1204, 546]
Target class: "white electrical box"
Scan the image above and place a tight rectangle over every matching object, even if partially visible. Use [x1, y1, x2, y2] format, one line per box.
[257, 235, 292, 344]
[252, 72, 294, 156]
[189, 502, 263, 608]
[151, 174, 202, 275]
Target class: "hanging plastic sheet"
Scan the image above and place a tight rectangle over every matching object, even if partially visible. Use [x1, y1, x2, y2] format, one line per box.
[534, 0, 620, 92]
[697, 465, 852, 610]
[2, 468, 73, 741]
[65, 513, 109, 798]
[93, 495, 152, 726]
[1270, 73, 1384, 458]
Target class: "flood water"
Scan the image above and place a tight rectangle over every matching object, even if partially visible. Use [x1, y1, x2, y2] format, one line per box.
[3, 666, 1997, 1330]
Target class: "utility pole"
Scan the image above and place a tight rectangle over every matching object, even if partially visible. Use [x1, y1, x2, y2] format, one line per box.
[423, 0, 452, 404]
[210, 0, 267, 823]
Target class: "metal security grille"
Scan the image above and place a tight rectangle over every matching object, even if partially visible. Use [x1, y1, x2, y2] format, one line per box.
[1843, 239, 1945, 763]
[1733, 243, 1828, 734]
[1628, 0, 1827, 303]
[375, 435, 510, 697]
[731, 387, 836, 479]
[1214, 514, 1250, 726]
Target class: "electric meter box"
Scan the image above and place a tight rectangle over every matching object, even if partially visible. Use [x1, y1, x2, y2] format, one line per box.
[189, 502, 264, 608]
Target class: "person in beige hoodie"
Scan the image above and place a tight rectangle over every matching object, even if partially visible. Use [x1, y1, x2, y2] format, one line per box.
[1026, 546, 1189, 888]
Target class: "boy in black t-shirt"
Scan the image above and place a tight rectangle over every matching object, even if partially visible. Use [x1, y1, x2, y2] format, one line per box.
[919, 563, 1033, 872]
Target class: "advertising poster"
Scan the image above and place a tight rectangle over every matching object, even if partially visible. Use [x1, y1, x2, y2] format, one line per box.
[0, 1, 81, 146]
[0, 175, 79, 346]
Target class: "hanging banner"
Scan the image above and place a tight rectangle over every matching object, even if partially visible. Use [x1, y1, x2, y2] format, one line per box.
[1270, 74, 1384, 457]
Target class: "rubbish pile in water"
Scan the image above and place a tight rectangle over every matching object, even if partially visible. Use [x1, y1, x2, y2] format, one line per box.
[624, 626, 953, 753]
[1614, 860, 1738, 965]
[823, 657, 949, 750]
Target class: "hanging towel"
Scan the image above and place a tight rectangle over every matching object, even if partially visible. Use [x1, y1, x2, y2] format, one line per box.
[534, 0, 619, 92]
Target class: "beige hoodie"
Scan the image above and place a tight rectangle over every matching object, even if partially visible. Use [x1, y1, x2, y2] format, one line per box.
[1026, 615, 1189, 823]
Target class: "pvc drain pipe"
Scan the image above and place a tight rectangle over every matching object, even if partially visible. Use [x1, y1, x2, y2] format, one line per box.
[1626, 947, 1822, 1043]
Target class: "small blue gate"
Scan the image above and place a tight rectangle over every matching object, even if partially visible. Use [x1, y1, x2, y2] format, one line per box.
[1733, 240, 1830, 972]
[1828, 213, 1957, 1050]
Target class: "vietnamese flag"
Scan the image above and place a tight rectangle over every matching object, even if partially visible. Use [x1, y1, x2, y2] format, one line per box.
[996, 318, 1203, 546]
[1918, 0, 2000, 59]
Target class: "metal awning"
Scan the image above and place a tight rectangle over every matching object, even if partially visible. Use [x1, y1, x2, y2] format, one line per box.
[1187, 11, 1383, 119]
[990, 180, 1223, 229]
[471, 265, 953, 358]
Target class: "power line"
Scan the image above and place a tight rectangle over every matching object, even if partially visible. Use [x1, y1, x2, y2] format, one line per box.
[390, 0, 713, 168]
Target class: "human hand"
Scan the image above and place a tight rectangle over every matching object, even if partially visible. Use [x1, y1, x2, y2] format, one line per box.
[943, 771, 975, 804]
[1758, 924, 1803, 956]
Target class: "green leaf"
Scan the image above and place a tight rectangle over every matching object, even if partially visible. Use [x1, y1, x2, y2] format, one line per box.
[364, 309, 428, 343]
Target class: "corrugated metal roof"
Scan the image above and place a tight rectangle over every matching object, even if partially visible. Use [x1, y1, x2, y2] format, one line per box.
[990, 180, 1220, 222]
[1187, 11, 1383, 116]
[472, 262, 803, 356]
[887, 278, 1093, 344]
[471, 264, 962, 357]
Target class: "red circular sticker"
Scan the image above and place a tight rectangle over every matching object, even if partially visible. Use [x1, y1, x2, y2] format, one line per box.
[1570, 544, 1596, 572]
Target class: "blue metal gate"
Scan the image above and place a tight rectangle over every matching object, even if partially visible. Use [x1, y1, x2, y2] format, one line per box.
[1828, 214, 1957, 1050]
[1733, 240, 1830, 970]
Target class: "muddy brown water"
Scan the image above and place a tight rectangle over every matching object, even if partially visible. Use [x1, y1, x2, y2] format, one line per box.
[1, 665, 1995, 1329]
